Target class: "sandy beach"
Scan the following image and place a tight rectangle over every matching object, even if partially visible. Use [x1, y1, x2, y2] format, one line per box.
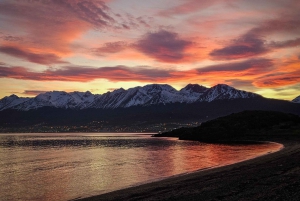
[77, 135, 300, 201]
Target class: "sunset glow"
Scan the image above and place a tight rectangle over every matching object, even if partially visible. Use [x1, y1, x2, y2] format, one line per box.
[0, 0, 299, 100]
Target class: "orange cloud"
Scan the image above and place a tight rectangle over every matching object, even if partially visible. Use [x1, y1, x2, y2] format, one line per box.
[0, 0, 140, 60]
[253, 58, 300, 88]
[253, 72, 300, 88]
[0, 65, 175, 82]
[0, 58, 273, 83]
[0, 57, 298, 90]
[0, 45, 67, 65]
[0, 1, 91, 58]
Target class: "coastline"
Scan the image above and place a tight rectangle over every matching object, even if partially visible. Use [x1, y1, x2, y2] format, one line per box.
[77, 136, 300, 201]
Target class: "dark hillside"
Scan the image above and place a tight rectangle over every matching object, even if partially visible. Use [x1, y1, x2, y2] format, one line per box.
[154, 110, 300, 142]
[1, 97, 300, 132]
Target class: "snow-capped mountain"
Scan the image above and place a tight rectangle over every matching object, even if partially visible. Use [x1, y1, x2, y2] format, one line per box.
[0, 84, 261, 111]
[89, 84, 191, 109]
[292, 96, 300, 103]
[0, 95, 29, 110]
[12, 91, 97, 111]
[199, 84, 258, 102]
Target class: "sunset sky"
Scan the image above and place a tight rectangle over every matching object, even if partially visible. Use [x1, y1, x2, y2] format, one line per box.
[0, 0, 299, 100]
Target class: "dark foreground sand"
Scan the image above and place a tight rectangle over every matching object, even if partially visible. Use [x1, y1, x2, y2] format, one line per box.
[78, 136, 300, 201]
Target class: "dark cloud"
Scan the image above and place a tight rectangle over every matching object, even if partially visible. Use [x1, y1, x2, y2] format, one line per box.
[0, 0, 116, 29]
[225, 79, 254, 87]
[159, 0, 235, 16]
[210, 13, 300, 60]
[22, 90, 48, 96]
[51, 0, 116, 28]
[136, 16, 150, 28]
[95, 41, 128, 54]
[120, 14, 151, 29]
[135, 30, 192, 62]
[269, 38, 300, 49]
[210, 33, 269, 60]
[250, 17, 300, 36]
[0, 46, 67, 65]
[197, 58, 273, 72]
[0, 35, 23, 42]
[43, 0, 152, 30]
[210, 35, 300, 60]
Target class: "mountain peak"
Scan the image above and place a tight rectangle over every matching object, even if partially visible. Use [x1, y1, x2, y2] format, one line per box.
[181, 84, 208, 93]
[199, 84, 260, 102]
[213, 84, 232, 89]
[8, 94, 19, 99]
[144, 84, 174, 90]
[113, 88, 125, 92]
[84, 91, 92, 95]
[0, 94, 29, 111]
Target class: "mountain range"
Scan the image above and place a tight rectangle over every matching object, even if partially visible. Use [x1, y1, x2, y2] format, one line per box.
[1, 83, 299, 133]
[0, 84, 273, 111]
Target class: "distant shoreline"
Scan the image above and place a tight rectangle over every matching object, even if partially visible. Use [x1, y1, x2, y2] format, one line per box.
[77, 136, 300, 201]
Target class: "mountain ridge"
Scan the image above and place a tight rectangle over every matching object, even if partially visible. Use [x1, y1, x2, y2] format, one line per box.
[293, 96, 300, 103]
[0, 84, 261, 111]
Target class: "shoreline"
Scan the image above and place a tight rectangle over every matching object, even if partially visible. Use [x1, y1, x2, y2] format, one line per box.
[77, 137, 300, 201]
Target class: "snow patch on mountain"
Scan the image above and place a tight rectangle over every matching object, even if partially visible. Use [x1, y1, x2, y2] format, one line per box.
[292, 96, 300, 103]
[0, 84, 261, 111]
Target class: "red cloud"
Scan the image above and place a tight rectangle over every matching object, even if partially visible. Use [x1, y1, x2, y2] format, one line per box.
[197, 58, 273, 73]
[253, 72, 300, 88]
[0, 65, 175, 82]
[253, 58, 300, 88]
[160, 0, 236, 16]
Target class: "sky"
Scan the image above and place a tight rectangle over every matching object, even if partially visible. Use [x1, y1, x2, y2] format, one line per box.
[0, 0, 299, 100]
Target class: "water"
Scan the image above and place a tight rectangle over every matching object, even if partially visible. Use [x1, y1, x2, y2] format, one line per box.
[0, 133, 282, 201]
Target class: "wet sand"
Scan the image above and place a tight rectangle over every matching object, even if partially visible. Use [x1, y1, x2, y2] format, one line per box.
[78, 136, 300, 201]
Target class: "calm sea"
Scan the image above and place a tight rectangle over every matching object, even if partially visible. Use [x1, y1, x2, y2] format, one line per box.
[0, 133, 282, 201]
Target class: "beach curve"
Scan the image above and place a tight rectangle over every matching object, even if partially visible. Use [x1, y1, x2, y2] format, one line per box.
[76, 136, 300, 201]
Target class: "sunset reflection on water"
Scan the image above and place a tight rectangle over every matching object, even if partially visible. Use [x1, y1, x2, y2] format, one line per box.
[0, 133, 282, 201]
